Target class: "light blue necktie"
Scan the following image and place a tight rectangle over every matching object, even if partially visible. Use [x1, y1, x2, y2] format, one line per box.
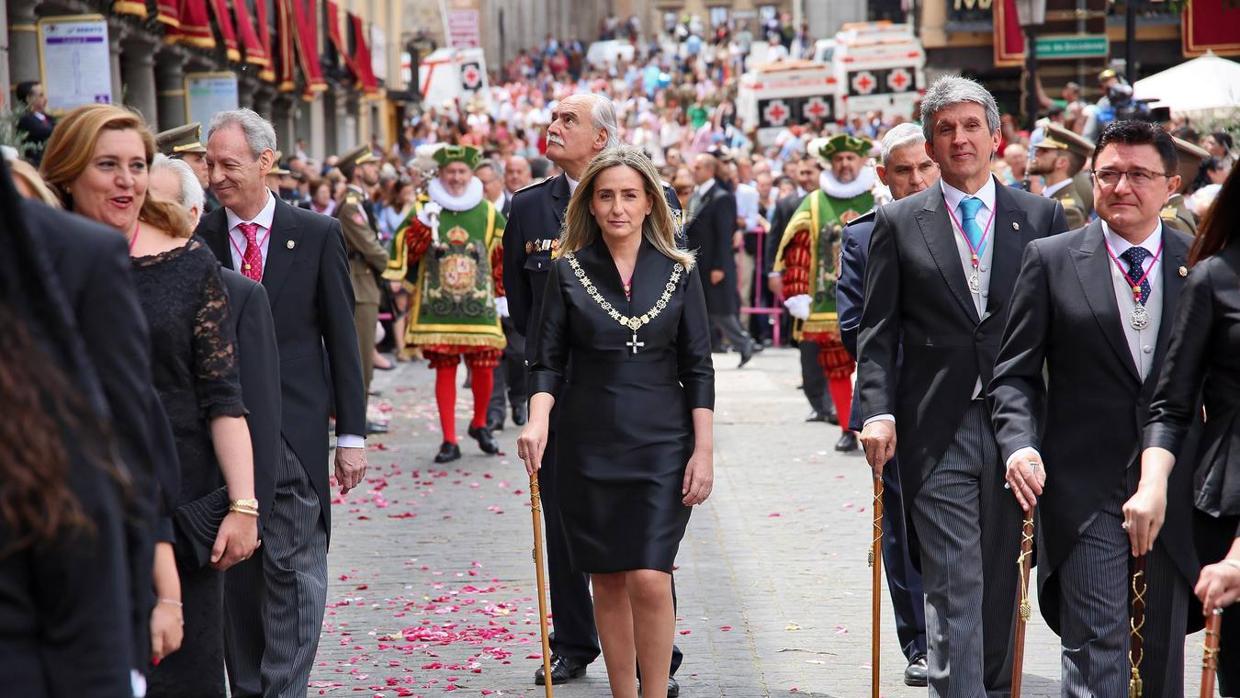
[958, 196, 985, 251]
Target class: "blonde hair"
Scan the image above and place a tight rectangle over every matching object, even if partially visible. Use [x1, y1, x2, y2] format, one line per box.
[8, 159, 61, 207]
[559, 145, 695, 270]
[41, 105, 192, 237]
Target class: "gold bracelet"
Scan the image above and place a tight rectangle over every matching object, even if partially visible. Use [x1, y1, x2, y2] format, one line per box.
[230, 498, 259, 509]
[228, 503, 260, 517]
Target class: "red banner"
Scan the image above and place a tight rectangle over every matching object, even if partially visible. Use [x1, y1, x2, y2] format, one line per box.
[275, 0, 296, 92]
[290, 0, 327, 93]
[209, 0, 241, 62]
[156, 0, 180, 27]
[113, 0, 148, 18]
[255, 0, 275, 82]
[1183, 0, 1240, 57]
[326, 0, 353, 72]
[233, 0, 268, 68]
[349, 12, 381, 96]
[993, 0, 1025, 67]
[166, 0, 214, 49]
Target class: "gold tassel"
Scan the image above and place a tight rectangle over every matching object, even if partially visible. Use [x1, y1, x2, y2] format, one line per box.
[1128, 669, 1142, 698]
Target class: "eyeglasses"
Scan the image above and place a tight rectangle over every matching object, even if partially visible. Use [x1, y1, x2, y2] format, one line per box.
[1091, 168, 1171, 188]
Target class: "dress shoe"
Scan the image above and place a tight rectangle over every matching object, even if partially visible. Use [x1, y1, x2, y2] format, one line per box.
[533, 655, 587, 685]
[486, 413, 505, 432]
[834, 431, 859, 452]
[366, 420, 389, 435]
[433, 441, 461, 463]
[904, 655, 928, 687]
[738, 343, 755, 368]
[805, 410, 830, 423]
[468, 425, 500, 455]
[512, 403, 528, 426]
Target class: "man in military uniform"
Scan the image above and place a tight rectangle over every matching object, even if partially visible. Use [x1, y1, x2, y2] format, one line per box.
[775, 134, 878, 453]
[337, 144, 391, 435]
[1163, 136, 1209, 236]
[156, 122, 219, 213]
[1029, 124, 1093, 229]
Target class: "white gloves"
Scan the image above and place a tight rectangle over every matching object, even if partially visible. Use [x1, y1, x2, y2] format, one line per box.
[783, 294, 812, 320]
[494, 296, 510, 318]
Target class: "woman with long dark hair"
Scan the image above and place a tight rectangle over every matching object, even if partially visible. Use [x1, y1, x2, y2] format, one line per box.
[1130, 161, 1240, 694]
[0, 158, 134, 696]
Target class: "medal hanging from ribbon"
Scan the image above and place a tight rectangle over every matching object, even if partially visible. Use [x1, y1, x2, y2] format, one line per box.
[945, 197, 997, 295]
[1104, 239, 1164, 331]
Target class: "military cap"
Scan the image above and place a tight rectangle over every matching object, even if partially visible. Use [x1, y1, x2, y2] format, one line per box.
[808, 134, 873, 162]
[339, 143, 377, 172]
[1171, 136, 1210, 168]
[432, 144, 482, 169]
[1099, 68, 1118, 82]
[1035, 124, 1094, 159]
[156, 122, 206, 157]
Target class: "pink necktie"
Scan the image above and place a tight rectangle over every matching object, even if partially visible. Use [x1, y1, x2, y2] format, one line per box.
[238, 222, 263, 281]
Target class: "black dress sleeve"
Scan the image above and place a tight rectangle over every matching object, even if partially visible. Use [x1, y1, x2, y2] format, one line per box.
[529, 258, 569, 397]
[192, 258, 247, 420]
[1144, 259, 1217, 453]
[677, 266, 715, 410]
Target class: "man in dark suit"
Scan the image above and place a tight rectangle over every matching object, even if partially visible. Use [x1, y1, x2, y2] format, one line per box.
[15, 81, 54, 165]
[990, 121, 1197, 696]
[21, 196, 173, 684]
[687, 152, 755, 366]
[857, 76, 1069, 695]
[487, 156, 530, 431]
[199, 108, 368, 696]
[504, 92, 685, 696]
[837, 122, 939, 687]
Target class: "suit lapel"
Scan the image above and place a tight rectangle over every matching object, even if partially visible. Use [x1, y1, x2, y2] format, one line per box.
[631, 238, 671, 316]
[1071, 221, 1141, 381]
[261, 199, 303, 307]
[202, 209, 234, 270]
[983, 183, 1030, 320]
[1147, 226, 1188, 390]
[915, 190, 979, 322]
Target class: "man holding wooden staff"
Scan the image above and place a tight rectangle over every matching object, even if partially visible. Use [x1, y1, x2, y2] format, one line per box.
[857, 76, 1067, 696]
[989, 120, 1200, 697]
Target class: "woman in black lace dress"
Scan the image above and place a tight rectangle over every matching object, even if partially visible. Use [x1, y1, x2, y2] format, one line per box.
[42, 105, 259, 697]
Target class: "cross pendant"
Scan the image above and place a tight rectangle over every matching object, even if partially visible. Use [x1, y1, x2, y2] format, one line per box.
[625, 330, 645, 354]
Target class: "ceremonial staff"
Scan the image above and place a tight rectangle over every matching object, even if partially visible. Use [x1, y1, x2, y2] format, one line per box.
[1010, 511, 1035, 697]
[1129, 555, 1148, 698]
[529, 474, 554, 698]
[1200, 607, 1223, 698]
[870, 477, 884, 698]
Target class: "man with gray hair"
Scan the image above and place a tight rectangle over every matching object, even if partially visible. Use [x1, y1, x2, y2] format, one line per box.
[149, 154, 205, 225]
[836, 121, 939, 686]
[503, 92, 687, 695]
[857, 77, 1068, 695]
[198, 108, 369, 697]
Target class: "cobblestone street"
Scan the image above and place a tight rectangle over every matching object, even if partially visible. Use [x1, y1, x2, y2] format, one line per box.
[310, 349, 1209, 697]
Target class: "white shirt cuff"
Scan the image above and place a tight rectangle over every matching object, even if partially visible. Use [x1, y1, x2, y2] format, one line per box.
[337, 434, 366, 449]
[1006, 446, 1040, 469]
[863, 414, 895, 426]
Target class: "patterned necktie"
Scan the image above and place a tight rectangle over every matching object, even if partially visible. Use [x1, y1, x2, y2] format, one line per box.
[958, 196, 985, 250]
[238, 222, 264, 282]
[1120, 246, 1152, 305]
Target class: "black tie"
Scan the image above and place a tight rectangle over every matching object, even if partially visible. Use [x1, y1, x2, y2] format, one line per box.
[1120, 246, 1152, 305]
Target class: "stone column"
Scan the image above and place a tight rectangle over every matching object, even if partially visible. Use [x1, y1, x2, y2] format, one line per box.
[251, 85, 275, 123]
[323, 88, 338, 156]
[272, 93, 295, 154]
[108, 20, 127, 107]
[6, 0, 41, 91]
[121, 33, 159, 126]
[308, 94, 326, 162]
[155, 46, 187, 131]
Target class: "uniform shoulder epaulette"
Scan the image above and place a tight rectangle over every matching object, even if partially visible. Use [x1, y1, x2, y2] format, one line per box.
[845, 209, 877, 227]
[1160, 206, 1178, 219]
[1062, 197, 1077, 207]
[514, 175, 553, 194]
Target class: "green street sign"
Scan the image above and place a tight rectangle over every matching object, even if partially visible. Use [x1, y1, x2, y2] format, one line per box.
[1035, 34, 1110, 60]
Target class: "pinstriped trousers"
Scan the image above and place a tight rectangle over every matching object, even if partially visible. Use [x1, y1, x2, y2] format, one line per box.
[1057, 505, 1189, 697]
[259, 439, 328, 697]
[912, 402, 1023, 698]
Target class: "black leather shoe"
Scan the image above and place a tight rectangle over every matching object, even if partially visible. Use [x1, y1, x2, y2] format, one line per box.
[533, 655, 588, 685]
[738, 343, 755, 368]
[805, 410, 830, 423]
[433, 441, 461, 463]
[834, 431, 859, 453]
[366, 420, 389, 435]
[486, 413, 504, 432]
[667, 677, 680, 697]
[512, 403, 528, 426]
[468, 425, 500, 455]
[904, 655, 928, 687]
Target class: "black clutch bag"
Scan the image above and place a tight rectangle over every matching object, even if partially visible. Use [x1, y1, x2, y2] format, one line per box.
[172, 486, 229, 568]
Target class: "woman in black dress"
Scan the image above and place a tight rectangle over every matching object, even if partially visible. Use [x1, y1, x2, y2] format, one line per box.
[41, 105, 259, 696]
[1130, 161, 1240, 693]
[518, 145, 715, 698]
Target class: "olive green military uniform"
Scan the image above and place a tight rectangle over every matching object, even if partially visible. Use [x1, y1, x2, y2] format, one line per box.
[1035, 124, 1095, 229]
[336, 147, 390, 395]
[1161, 193, 1197, 237]
[1163, 136, 1210, 237]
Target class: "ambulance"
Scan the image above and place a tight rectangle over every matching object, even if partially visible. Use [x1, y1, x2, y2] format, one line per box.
[737, 59, 838, 147]
[819, 21, 926, 121]
[417, 47, 491, 111]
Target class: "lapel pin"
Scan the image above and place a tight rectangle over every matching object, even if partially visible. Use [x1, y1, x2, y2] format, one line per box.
[1178, 265, 1188, 277]
[286, 239, 296, 250]
[1012, 222, 1020, 230]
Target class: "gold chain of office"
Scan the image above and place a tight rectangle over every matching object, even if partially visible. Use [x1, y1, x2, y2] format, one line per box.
[565, 253, 683, 354]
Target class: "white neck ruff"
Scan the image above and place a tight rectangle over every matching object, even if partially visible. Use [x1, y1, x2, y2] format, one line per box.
[428, 177, 484, 212]
[820, 166, 877, 200]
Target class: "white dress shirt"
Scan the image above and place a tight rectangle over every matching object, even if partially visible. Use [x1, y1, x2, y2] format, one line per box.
[225, 189, 366, 448]
[1042, 178, 1074, 199]
[734, 182, 761, 232]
